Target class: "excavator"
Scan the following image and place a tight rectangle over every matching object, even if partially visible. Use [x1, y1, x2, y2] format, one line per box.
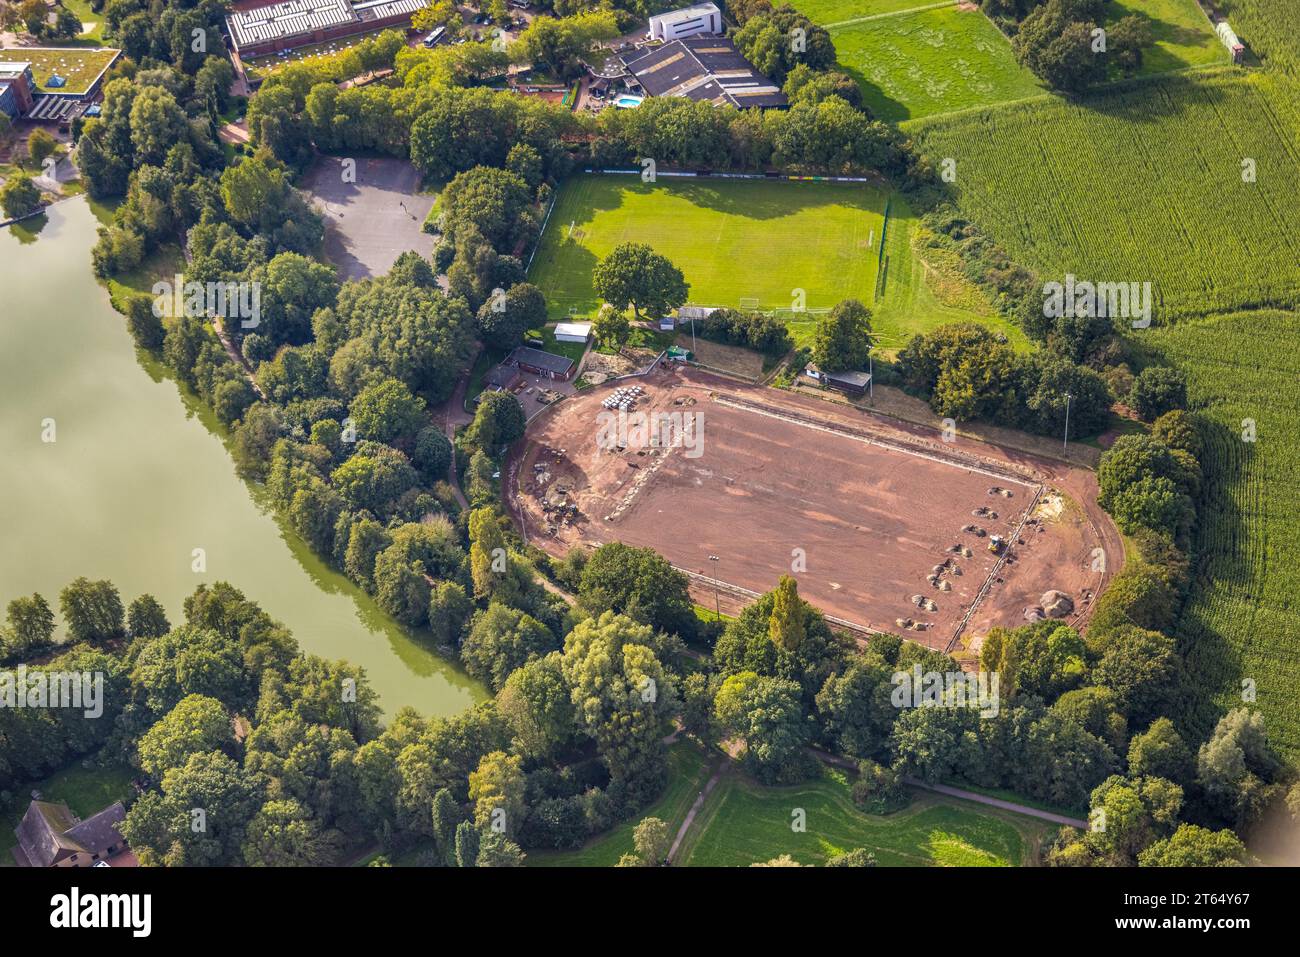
[988, 535, 1006, 556]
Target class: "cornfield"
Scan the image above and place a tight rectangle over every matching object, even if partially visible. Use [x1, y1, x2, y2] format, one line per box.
[1219, 0, 1300, 75]
[910, 70, 1300, 322]
[1152, 311, 1300, 757]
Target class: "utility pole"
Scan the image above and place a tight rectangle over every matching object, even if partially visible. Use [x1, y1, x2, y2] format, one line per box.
[1063, 392, 1073, 451]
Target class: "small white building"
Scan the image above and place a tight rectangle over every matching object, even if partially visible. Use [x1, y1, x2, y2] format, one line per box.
[647, 3, 722, 43]
[553, 321, 592, 343]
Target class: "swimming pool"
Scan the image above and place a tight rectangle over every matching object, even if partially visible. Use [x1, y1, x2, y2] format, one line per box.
[614, 94, 644, 109]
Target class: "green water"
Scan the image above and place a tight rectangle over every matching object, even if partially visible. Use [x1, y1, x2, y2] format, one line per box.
[0, 199, 485, 718]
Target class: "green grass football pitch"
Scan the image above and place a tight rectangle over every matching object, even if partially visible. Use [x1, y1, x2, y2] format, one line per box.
[528, 175, 888, 319]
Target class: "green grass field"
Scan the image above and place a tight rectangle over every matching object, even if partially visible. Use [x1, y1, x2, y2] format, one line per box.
[830, 6, 1044, 122]
[910, 70, 1300, 321]
[1109, 0, 1226, 75]
[60, 0, 106, 42]
[790, 0, 954, 25]
[1, 762, 134, 866]
[17, 47, 120, 95]
[675, 765, 1050, 866]
[1147, 311, 1300, 757]
[529, 175, 1024, 351]
[529, 175, 888, 318]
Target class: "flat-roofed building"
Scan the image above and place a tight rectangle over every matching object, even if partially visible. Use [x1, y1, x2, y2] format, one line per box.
[225, 0, 430, 58]
[621, 35, 787, 109]
[0, 62, 35, 119]
[647, 3, 723, 43]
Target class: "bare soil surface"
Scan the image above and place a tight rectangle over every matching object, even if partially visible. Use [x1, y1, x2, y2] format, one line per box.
[509, 366, 1120, 650]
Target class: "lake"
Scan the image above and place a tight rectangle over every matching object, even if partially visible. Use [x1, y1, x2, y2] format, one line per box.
[0, 198, 485, 718]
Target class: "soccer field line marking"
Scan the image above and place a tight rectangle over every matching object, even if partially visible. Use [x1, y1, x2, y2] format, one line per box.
[711, 395, 1037, 489]
[824, 0, 958, 29]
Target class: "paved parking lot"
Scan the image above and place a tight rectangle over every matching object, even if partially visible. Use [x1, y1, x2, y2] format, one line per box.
[302, 156, 436, 281]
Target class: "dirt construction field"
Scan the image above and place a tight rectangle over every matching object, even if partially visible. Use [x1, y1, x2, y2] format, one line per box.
[509, 366, 1121, 651]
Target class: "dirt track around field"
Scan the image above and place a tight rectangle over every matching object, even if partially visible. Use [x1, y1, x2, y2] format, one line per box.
[508, 366, 1120, 651]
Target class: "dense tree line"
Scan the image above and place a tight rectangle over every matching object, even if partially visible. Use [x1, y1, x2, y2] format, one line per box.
[984, 0, 1153, 92]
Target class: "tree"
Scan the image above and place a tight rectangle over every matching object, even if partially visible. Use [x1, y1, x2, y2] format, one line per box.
[220, 153, 288, 229]
[252, 251, 339, 347]
[461, 603, 556, 692]
[27, 127, 57, 168]
[815, 656, 895, 760]
[733, 8, 835, 84]
[714, 672, 813, 784]
[1129, 366, 1187, 421]
[631, 816, 671, 866]
[120, 751, 266, 866]
[0, 172, 41, 219]
[496, 653, 575, 762]
[428, 580, 472, 646]
[1138, 823, 1248, 867]
[1196, 708, 1284, 829]
[578, 542, 697, 641]
[349, 378, 427, 446]
[591, 302, 631, 350]
[561, 612, 677, 805]
[243, 799, 336, 866]
[463, 390, 526, 455]
[827, 847, 877, 867]
[126, 594, 170, 639]
[413, 426, 453, 485]
[509, 10, 619, 79]
[330, 441, 418, 515]
[468, 750, 526, 839]
[438, 165, 534, 252]
[476, 282, 547, 350]
[137, 694, 230, 778]
[126, 293, 165, 350]
[1127, 717, 1192, 783]
[811, 298, 873, 373]
[129, 85, 189, 167]
[1085, 774, 1182, 864]
[768, 575, 806, 652]
[476, 830, 526, 866]
[1012, 0, 1109, 92]
[3, 593, 55, 657]
[58, 578, 124, 644]
[1092, 625, 1180, 727]
[454, 819, 480, 867]
[592, 243, 689, 319]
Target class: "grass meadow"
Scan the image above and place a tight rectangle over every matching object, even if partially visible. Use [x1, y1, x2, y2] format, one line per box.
[674, 764, 1050, 867]
[829, 5, 1044, 122]
[531, 743, 1055, 867]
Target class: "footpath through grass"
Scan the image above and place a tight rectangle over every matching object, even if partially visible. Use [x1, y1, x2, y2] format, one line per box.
[528, 740, 714, 866]
[674, 764, 1048, 866]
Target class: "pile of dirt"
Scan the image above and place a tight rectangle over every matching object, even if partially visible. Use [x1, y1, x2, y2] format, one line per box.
[1040, 590, 1075, 618]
